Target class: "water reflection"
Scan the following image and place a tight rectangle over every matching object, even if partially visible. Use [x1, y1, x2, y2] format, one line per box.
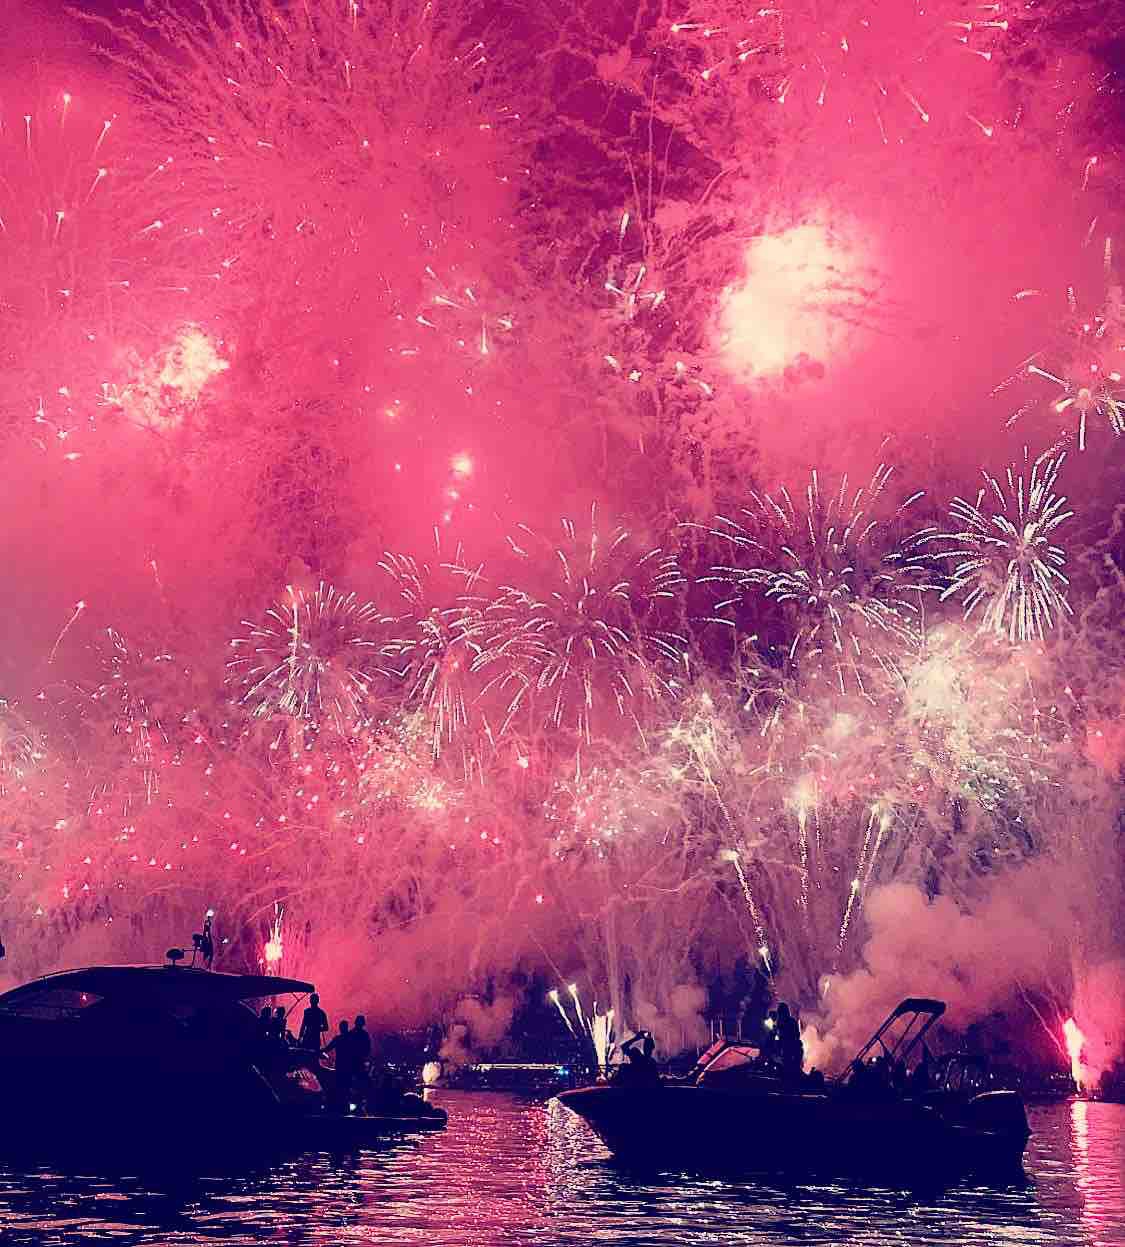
[0, 1097, 1121, 1246]
[1070, 1099, 1125, 1247]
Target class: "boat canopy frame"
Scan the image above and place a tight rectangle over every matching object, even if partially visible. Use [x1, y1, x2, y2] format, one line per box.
[846, 998, 946, 1073]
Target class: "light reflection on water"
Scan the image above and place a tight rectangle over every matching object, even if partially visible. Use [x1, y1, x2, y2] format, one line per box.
[0, 1097, 1122, 1246]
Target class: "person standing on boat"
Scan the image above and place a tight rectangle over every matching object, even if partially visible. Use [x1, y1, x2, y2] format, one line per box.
[298, 993, 329, 1051]
[774, 1003, 803, 1078]
[324, 1019, 362, 1103]
[350, 1015, 373, 1107]
[352, 1016, 372, 1069]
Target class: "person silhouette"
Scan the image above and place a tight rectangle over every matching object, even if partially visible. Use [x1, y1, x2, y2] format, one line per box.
[774, 1002, 803, 1077]
[352, 1015, 372, 1069]
[324, 1020, 358, 1103]
[299, 993, 329, 1051]
[617, 1031, 660, 1086]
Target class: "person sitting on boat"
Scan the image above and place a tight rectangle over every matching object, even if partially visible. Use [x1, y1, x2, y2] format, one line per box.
[909, 1049, 933, 1095]
[615, 1031, 660, 1087]
[273, 1006, 292, 1044]
[298, 993, 329, 1051]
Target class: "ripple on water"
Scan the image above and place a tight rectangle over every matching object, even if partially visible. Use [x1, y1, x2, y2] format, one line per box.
[0, 1098, 1122, 1247]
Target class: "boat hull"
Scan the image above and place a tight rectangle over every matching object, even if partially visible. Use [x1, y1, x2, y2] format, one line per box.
[557, 1084, 1028, 1178]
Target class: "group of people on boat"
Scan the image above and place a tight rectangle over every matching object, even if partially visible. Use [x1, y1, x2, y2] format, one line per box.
[254, 992, 421, 1116]
[612, 999, 811, 1088]
[848, 1047, 934, 1098]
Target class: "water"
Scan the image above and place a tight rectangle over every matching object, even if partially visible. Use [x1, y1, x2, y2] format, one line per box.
[0, 1097, 1122, 1246]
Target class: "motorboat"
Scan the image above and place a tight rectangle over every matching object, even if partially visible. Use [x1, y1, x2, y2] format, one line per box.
[0, 959, 444, 1160]
[556, 998, 1030, 1179]
[279, 1059, 448, 1147]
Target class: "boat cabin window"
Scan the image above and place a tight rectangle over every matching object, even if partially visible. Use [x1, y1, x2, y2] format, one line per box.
[0, 987, 103, 1021]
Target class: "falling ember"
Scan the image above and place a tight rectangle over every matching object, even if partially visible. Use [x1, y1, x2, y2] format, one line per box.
[721, 849, 771, 973]
[48, 600, 86, 665]
[1063, 1017, 1088, 1092]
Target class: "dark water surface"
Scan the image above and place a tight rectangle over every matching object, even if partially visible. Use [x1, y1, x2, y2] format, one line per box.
[0, 1096, 1122, 1246]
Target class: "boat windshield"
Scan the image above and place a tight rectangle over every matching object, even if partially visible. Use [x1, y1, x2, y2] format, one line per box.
[696, 1044, 762, 1085]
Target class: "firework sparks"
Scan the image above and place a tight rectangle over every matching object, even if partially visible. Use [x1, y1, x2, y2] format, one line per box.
[932, 451, 1073, 643]
[707, 466, 933, 694]
[666, 0, 1012, 142]
[0, 701, 44, 787]
[88, 0, 519, 361]
[477, 511, 689, 747]
[104, 327, 230, 432]
[263, 902, 284, 968]
[1014, 273, 1125, 452]
[229, 583, 395, 730]
[0, 81, 131, 452]
[720, 848, 771, 971]
[420, 267, 515, 358]
[1063, 1016, 1088, 1091]
[544, 763, 672, 853]
[84, 628, 182, 804]
[377, 542, 486, 766]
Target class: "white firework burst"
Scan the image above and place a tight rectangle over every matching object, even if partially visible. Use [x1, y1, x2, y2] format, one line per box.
[935, 451, 1073, 642]
[229, 582, 395, 728]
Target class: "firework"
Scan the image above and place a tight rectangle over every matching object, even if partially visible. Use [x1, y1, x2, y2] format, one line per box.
[715, 214, 874, 387]
[476, 511, 688, 747]
[706, 465, 934, 694]
[931, 451, 1072, 643]
[1063, 1016, 1089, 1091]
[263, 903, 285, 969]
[228, 583, 396, 730]
[85, 628, 184, 804]
[0, 79, 129, 447]
[1004, 249, 1125, 451]
[544, 763, 673, 855]
[103, 327, 231, 433]
[665, 0, 1012, 142]
[419, 267, 515, 359]
[88, 0, 519, 356]
[0, 701, 44, 787]
[377, 542, 486, 766]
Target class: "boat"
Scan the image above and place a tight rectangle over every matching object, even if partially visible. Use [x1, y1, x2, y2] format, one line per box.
[556, 998, 1030, 1179]
[0, 957, 445, 1160]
